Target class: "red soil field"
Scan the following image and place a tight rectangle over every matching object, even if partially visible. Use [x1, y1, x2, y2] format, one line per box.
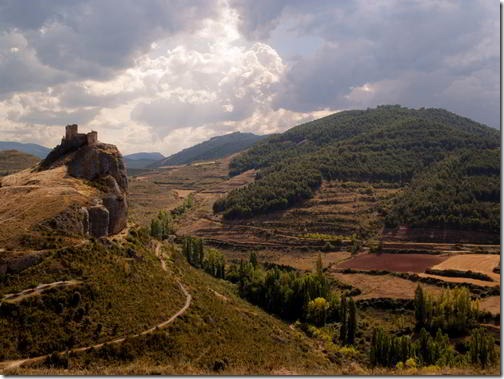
[337, 253, 447, 273]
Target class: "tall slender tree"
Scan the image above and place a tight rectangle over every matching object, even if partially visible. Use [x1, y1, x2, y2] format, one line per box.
[347, 297, 357, 345]
[339, 296, 348, 344]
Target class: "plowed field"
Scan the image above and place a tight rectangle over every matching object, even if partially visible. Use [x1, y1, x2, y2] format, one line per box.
[336, 253, 447, 273]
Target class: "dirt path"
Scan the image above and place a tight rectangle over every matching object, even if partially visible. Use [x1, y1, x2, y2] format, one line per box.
[2, 280, 82, 303]
[153, 241, 167, 272]
[0, 242, 192, 373]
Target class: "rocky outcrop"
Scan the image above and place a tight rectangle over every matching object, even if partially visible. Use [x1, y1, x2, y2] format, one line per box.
[39, 125, 128, 238]
[88, 205, 110, 238]
[67, 144, 128, 192]
[66, 145, 128, 237]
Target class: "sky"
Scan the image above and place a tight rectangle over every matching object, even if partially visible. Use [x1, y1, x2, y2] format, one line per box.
[0, 0, 499, 155]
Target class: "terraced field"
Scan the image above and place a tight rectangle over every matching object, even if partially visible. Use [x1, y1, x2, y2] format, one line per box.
[226, 181, 400, 238]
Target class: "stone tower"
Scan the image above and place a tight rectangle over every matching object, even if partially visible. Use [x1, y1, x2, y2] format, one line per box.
[65, 124, 79, 140]
[86, 131, 98, 146]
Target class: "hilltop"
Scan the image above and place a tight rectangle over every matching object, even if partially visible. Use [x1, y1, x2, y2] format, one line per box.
[0, 150, 40, 177]
[0, 141, 50, 159]
[150, 132, 267, 168]
[0, 126, 335, 375]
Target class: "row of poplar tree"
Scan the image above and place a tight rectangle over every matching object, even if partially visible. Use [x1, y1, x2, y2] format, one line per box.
[370, 285, 498, 368]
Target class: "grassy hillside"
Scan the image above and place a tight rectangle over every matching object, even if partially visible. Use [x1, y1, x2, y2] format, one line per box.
[152, 132, 267, 167]
[1, 232, 333, 375]
[1, 231, 499, 375]
[0, 231, 185, 360]
[42, 253, 332, 375]
[215, 106, 499, 235]
[0, 150, 40, 176]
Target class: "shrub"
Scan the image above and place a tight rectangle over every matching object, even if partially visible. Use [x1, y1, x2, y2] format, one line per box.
[70, 291, 81, 307]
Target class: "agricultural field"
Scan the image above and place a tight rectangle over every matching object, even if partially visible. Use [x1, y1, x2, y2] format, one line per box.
[220, 249, 352, 272]
[417, 273, 500, 287]
[329, 272, 443, 300]
[429, 254, 500, 282]
[480, 296, 501, 315]
[335, 253, 447, 273]
[125, 149, 501, 377]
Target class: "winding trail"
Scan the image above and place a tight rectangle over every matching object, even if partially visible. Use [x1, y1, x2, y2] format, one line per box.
[0, 242, 192, 373]
[1, 280, 82, 304]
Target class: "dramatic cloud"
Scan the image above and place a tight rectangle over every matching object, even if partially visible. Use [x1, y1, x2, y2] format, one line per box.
[0, 0, 499, 154]
[235, 0, 499, 128]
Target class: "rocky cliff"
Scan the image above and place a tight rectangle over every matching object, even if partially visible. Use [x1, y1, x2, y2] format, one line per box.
[36, 126, 128, 238]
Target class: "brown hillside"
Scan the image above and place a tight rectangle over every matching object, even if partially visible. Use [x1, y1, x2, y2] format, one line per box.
[0, 166, 98, 250]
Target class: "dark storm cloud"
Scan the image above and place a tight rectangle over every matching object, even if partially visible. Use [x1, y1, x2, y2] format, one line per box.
[233, 0, 499, 128]
[0, 0, 219, 92]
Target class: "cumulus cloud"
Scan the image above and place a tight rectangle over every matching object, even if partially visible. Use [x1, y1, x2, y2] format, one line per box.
[234, 0, 499, 127]
[131, 40, 285, 133]
[0, 0, 498, 155]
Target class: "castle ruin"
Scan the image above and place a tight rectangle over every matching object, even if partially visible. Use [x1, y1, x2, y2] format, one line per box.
[39, 124, 100, 170]
[63, 124, 98, 147]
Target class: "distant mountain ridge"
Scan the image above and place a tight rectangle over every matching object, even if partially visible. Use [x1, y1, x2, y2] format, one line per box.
[124, 152, 166, 170]
[0, 141, 50, 158]
[150, 132, 267, 168]
[124, 152, 165, 161]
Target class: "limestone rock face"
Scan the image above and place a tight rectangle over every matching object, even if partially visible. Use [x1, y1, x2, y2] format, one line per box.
[67, 144, 128, 192]
[66, 144, 129, 236]
[101, 175, 127, 235]
[38, 126, 128, 237]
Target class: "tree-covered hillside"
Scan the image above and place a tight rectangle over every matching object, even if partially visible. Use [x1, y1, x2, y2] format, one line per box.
[385, 149, 500, 233]
[215, 106, 499, 234]
[229, 106, 497, 175]
[151, 132, 267, 167]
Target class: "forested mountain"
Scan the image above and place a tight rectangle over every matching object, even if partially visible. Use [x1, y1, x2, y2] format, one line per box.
[0, 141, 50, 158]
[385, 148, 500, 233]
[150, 132, 267, 167]
[215, 106, 500, 233]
